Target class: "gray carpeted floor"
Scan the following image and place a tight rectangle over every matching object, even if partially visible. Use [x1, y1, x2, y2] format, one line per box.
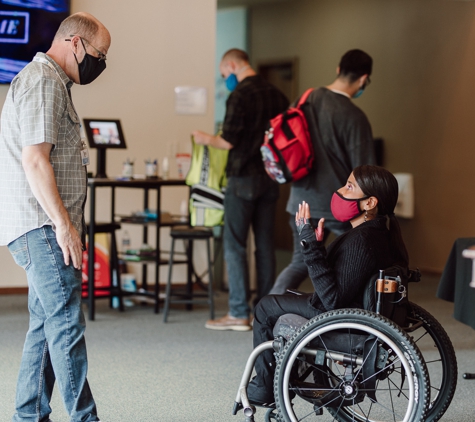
[1, 273, 475, 421]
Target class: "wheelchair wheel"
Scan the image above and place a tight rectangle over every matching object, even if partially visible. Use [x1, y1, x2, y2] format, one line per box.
[273, 309, 429, 422]
[265, 407, 280, 422]
[406, 302, 457, 422]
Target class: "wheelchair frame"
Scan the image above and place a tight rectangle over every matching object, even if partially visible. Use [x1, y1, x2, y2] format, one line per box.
[233, 269, 457, 422]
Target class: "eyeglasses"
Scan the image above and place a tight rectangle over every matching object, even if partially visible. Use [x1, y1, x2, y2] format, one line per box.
[65, 35, 107, 62]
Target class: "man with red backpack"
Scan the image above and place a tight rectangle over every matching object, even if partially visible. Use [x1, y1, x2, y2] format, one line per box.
[269, 49, 376, 295]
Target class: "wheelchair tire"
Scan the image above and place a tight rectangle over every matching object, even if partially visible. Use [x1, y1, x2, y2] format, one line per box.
[406, 302, 457, 422]
[273, 309, 429, 422]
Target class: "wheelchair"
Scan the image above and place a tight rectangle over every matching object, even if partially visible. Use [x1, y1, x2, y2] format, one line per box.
[232, 267, 457, 422]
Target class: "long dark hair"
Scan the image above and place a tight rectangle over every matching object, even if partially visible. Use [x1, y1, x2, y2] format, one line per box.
[353, 165, 409, 267]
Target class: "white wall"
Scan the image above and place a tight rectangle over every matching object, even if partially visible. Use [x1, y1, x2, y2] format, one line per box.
[249, 0, 475, 272]
[215, 7, 248, 127]
[0, 0, 217, 287]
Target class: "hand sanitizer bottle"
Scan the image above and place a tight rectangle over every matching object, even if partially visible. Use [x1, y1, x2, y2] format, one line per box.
[121, 230, 131, 253]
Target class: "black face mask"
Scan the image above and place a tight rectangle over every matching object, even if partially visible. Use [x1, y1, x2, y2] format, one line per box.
[74, 39, 106, 85]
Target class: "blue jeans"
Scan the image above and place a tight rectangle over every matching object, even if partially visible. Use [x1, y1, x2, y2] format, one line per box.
[8, 226, 98, 422]
[269, 215, 349, 295]
[224, 175, 279, 319]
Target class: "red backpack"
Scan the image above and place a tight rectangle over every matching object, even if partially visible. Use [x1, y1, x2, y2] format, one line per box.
[260, 88, 314, 184]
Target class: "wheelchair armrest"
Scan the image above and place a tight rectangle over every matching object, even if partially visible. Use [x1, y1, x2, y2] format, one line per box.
[408, 268, 421, 283]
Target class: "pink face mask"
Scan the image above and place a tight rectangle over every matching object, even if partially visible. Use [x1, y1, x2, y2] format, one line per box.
[330, 191, 369, 222]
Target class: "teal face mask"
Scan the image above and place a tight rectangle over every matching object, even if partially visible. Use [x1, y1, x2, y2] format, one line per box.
[353, 87, 365, 98]
[353, 76, 370, 99]
[225, 73, 238, 91]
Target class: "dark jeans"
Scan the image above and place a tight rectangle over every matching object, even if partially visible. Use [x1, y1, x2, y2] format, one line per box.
[251, 294, 321, 398]
[269, 215, 349, 295]
[224, 175, 279, 319]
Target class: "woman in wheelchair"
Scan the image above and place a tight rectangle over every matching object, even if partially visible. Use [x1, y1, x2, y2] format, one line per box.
[248, 164, 409, 406]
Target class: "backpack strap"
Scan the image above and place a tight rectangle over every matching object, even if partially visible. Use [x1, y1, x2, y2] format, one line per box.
[280, 88, 314, 137]
[296, 88, 314, 107]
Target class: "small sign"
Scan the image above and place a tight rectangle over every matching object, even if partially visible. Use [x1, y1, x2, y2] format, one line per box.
[0, 11, 30, 44]
[174, 86, 207, 115]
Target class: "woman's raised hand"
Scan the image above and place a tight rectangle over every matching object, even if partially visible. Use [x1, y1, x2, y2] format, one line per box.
[295, 201, 311, 234]
[295, 201, 325, 241]
[300, 201, 311, 219]
[315, 217, 325, 242]
[295, 201, 310, 226]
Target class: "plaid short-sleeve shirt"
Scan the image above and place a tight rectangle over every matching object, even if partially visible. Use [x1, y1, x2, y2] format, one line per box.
[0, 52, 86, 245]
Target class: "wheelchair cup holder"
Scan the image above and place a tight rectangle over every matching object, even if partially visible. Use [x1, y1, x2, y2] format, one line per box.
[375, 270, 406, 315]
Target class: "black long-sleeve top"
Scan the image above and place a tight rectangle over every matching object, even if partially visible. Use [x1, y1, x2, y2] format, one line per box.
[299, 216, 396, 312]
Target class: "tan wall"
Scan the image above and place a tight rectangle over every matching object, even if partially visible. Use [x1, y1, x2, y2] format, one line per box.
[0, 0, 217, 287]
[2, 0, 474, 285]
[249, 0, 475, 272]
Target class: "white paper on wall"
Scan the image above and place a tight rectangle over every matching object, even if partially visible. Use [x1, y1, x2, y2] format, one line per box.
[174, 86, 207, 115]
[394, 173, 414, 219]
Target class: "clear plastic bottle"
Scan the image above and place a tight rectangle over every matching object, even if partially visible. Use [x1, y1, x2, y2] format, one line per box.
[180, 199, 188, 222]
[121, 230, 131, 253]
[162, 157, 169, 180]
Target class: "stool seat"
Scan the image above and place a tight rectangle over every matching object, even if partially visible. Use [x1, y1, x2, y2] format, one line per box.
[87, 222, 121, 234]
[170, 226, 213, 239]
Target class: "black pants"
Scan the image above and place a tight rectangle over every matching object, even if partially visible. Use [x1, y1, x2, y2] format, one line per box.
[251, 294, 321, 398]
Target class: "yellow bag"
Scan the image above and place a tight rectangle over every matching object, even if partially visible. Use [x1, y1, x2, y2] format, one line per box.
[185, 137, 228, 227]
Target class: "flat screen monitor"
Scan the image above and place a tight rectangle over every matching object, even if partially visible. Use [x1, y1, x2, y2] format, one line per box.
[83, 118, 127, 179]
[0, 0, 71, 84]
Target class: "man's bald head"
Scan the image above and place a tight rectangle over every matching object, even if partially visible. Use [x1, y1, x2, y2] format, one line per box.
[221, 49, 249, 66]
[54, 12, 109, 44]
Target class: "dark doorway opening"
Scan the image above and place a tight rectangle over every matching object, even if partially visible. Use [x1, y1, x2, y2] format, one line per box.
[258, 58, 298, 251]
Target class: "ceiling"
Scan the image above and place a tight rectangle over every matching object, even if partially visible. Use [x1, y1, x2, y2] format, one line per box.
[217, 0, 474, 7]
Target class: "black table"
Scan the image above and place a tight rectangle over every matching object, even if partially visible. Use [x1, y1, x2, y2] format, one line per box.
[437, 237, 475, 330]
[437, 237, 475, 379]
[87, 177, 187, 320]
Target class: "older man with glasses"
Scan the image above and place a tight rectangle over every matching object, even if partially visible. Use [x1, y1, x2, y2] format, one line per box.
[0, 12, 110, 422]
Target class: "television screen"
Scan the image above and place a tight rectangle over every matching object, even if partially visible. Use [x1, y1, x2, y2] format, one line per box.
[83, 119, 127, 149]
[0, 0, 70, 84]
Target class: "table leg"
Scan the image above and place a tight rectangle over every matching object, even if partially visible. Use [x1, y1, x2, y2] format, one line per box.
[142, 188, 149, 291]
[154, 187, 161, 313]
[87, 185, 96, 321]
